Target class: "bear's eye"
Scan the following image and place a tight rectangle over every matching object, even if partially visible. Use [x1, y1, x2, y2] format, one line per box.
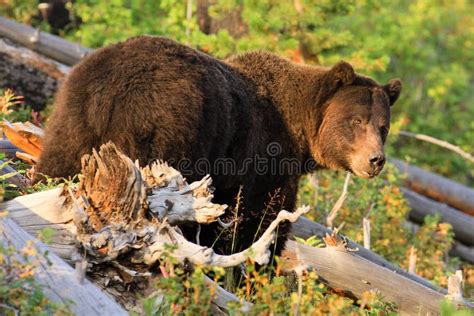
[353, 118, 362, 125]
[380, 126, 389, 135]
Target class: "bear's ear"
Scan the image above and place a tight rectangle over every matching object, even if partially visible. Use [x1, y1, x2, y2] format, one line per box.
[383, 79, 402, 106]
[327, 61, 356, 86]
[315, 61, 355, 105]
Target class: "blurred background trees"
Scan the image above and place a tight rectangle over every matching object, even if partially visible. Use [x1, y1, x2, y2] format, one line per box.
[1, 0, 472, 183]
[2, 0, 471, 184]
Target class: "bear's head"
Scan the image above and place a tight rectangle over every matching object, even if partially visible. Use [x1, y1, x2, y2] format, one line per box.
[309, 61, 402, 178]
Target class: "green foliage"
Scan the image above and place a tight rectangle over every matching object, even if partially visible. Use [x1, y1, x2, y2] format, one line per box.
[141, 255, 398, 315]
[0, 89, 33, 123]
[294, 235, 325, 248]
[151, 265, 216, 315]
[0, 0, 37, 24]
[439, 300, 474, 316]
[0, 157, 21, 201]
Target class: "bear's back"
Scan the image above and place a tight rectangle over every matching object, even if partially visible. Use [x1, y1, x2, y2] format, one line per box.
[37, 36, 248, 179]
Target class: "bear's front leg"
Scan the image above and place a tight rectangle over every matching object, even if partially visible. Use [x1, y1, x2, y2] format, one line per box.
[230, 175, 300, 257]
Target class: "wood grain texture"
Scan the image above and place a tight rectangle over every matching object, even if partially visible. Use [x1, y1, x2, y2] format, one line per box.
[291, 216, 447, 293]
[0, 38, 70, 79]
[283, 240, 446, 315]
[0, 217, 128, 316]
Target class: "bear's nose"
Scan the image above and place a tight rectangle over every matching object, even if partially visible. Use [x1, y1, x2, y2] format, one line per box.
[369, 153, 385, 168]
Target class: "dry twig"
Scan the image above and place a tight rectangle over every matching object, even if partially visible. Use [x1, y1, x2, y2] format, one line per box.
[326, 172, 351, 228]
[398, 130, 474, 164]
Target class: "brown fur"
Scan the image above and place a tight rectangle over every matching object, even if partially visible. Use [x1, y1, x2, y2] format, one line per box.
[36, 36, 401, 254]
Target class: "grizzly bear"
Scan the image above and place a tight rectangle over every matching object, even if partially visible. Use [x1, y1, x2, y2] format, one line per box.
[36, 36, 401, 255]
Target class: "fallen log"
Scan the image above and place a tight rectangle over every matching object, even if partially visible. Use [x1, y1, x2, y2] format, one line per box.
[0, 16, 92, 66]
[0, 139, 21, 158]
[403, 188, 474, 246]
[0, 216, 128, 316]
[288, 221, 474, 313]
[283, 239, 446, 315]
[450, 242, 474, 264]
[0, 38, 65, 110]
[392, 159, 474, 216]
[291, 216, 446, 293]
[0, 159, 30, 190]
[0, 38, 70, 80]
[2, 201, 249, 314]
[404, 220, 474, 264]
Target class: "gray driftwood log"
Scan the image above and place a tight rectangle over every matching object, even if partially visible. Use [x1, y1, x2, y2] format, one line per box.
[0, 216, 128, 316]
[393, 159, 474, 216]
[283, 239, 445, 315]
[288, 219, 473, 314]
[403, 188, 474, 246]
[0, 16, 92, 66]
[291, 216, 446, 293]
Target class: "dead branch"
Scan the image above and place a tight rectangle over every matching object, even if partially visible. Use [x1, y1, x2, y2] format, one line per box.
[446, 270, 464, 307]
[398, 130, 474, 164]
[362, 217, 370, 250]
[408, 246, 417, 274]
[326, 172, 351, 228]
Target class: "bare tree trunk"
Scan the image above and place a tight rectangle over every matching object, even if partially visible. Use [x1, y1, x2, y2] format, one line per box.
[195, 0, 248, 39]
